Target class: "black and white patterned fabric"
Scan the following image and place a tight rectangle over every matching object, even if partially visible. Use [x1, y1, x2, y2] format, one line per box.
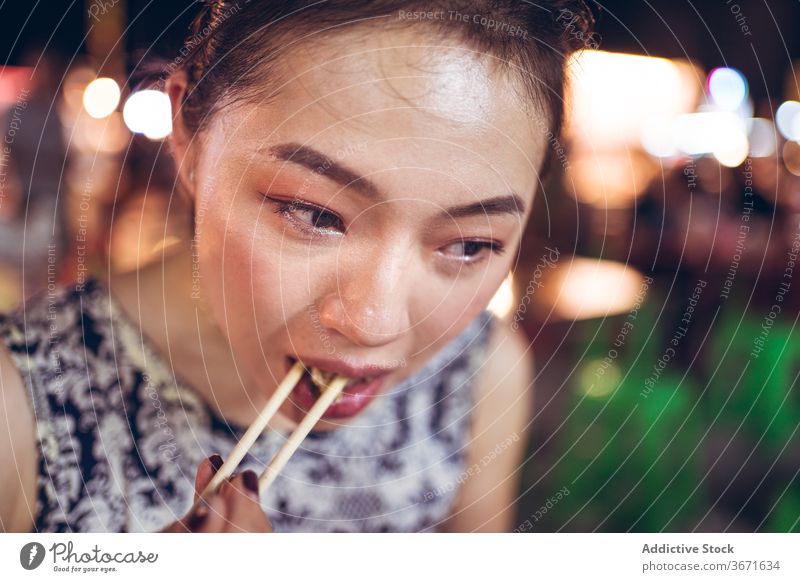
[0, 276, 494, 532]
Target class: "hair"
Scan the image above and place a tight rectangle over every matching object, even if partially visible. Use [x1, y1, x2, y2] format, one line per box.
[137, 0, 595, 144]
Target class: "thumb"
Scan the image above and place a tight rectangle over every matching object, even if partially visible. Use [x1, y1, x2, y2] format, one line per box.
[194, 454, 224, 502]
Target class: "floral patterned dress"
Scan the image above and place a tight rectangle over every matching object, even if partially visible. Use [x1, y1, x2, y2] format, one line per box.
[0, 276, 494, 532]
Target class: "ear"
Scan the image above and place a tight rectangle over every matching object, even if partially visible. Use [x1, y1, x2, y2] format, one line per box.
[165, 70, 196, 196]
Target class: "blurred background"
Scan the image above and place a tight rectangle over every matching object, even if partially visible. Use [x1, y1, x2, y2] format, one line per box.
[1, 0, 799, 532]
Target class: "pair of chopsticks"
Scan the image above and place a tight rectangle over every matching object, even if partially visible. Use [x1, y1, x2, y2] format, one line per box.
[196, 361, 348, 504]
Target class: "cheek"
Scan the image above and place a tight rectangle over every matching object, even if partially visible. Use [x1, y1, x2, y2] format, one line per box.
[429, 253, 508, 317]
[409, 268, 505, 358]
[196, 201, 302, 340]
[433, 281, 498, 324]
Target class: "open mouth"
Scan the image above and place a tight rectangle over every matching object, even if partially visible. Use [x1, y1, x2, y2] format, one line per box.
[306, 365, 381, 397]
[285, 356, 391, 419]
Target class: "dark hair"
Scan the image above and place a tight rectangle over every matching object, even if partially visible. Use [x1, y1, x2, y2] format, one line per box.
[141, 0, 595, 142]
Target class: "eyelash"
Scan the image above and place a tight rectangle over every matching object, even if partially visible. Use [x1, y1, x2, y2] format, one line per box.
[264, 195, 506, 264]
[269, 197, 345, 236]
[438, 240, 506, 265]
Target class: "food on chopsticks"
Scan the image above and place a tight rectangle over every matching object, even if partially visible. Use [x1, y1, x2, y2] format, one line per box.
[309, 366, 336, 391]
[196, 361, 347, 506]
[308, 365, 344, 402]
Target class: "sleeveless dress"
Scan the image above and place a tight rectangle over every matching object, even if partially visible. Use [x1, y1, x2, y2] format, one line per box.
[0, 275, 495, 532]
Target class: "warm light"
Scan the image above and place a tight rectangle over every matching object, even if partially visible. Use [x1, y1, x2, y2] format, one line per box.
[784, 141, 800, 177]
[707, 67, 747, 111]
[641, 117, 679, 158]
[672, 111, 749, 167]
[82, 77, 120, 119]
[714, 131, 749, 167]
[748, 118, 778, 157]
[673, 112, 740, 154]
[567, 151, 658, 207]
[60, 67, 96, 118]
[71, 112, 130, 153]
[549, 258, 646, 320]
[487, 273, 515, 318]
[0, 262, 21, 311]
[641, 111, 750, 167]
[567, 50, 701, 150]
[776, 101, 800, 141]
[122, 90, 172, 140]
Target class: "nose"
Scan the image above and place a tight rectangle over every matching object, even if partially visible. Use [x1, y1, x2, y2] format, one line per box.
[316, 246, 413, 347]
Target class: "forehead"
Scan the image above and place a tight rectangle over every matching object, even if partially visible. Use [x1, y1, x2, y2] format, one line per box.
[208, 26, 546, 202]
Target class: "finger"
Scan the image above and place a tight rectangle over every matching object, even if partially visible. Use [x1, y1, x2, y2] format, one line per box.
[160, 519, 189, 533]
[224, 472, 272, 533]
[189, 492, 229, 533]
[220, 471, 272, 533]
[162, 455, 225, 533]
[194, 454, 224, 502]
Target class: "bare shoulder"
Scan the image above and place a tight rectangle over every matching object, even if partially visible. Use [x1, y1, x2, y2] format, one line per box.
[0, 337, 37, 532]
[475, 318, 534, 408]
[471, 319, 534, 465]
[444, 318, 534, 532]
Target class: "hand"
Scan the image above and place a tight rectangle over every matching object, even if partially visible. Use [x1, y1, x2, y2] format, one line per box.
[160, 455, 273, 532]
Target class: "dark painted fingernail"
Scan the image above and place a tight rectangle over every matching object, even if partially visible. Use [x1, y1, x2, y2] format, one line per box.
[242, 471, 260, 497]
[209, 454, 224, 474]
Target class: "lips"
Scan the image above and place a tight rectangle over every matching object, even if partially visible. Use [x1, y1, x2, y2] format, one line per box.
[285, 356, 393, 419]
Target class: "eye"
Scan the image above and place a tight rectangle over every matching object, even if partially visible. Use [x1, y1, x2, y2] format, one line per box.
[439, 240, 505, 264]
[266, 196, 345, 234]
[294, 205, 342, 230]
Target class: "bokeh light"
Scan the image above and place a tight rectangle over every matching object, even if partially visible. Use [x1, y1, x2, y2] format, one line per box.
[672, 111, 749, 167]
[82, 77, 121, 119]
[568, 50, 700, 150]
[747, 117, 778, 157]
[707, 67, 748, 111]
[122, 89, 172, 140]
[549, 258, 646, 320]
[776, 100, 800, 141]
[487, 273, 515, 318]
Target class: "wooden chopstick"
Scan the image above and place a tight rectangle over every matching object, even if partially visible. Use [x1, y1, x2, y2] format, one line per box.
[194, 361, 348, 514]
[258, 374, 348, 493]
[197, 360, 305, 503]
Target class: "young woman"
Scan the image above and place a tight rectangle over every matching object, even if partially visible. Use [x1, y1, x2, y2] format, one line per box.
[0, 0, 593, 532]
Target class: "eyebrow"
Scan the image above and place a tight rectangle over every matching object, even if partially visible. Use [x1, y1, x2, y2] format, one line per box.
[267, 142, 527, 218]
[268, 142, 382, 199]
[443, 195, 527, 219]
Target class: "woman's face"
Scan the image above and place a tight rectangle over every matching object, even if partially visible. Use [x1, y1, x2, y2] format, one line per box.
[179, 27, 546, 428]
